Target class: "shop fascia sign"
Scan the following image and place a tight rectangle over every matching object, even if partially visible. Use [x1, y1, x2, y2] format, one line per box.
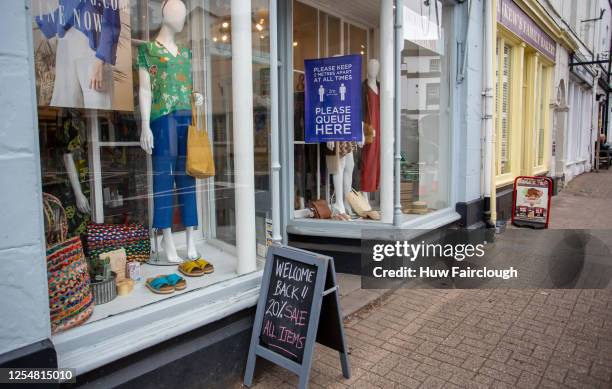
[403, 3, 444, 55]
[497, 0, 556, 62]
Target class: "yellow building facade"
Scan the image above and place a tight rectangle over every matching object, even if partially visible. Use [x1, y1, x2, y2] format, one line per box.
[492, 0, 578, 220]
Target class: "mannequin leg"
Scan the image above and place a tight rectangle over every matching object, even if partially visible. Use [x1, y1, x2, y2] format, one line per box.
[185, 226, 198, 259]
[161, 228, 182, 263]
[331, 155, 347, 215]
[343, 153, 355, 215]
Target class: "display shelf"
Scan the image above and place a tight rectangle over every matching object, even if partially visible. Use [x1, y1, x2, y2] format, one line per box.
[85, 240, 260, 323]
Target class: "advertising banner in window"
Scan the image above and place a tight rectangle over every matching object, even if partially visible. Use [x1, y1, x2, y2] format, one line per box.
[304, 55, 362, 143]
[31, 0, 134, 111]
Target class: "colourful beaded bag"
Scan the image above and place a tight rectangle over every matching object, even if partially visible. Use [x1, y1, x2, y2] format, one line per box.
[43, 193, 94, 334]
[85, 223, 151, 263]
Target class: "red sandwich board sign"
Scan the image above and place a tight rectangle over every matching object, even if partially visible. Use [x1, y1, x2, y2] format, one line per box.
[511, 176, 553, 229]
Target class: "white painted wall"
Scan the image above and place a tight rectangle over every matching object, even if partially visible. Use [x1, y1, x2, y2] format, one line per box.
[457, 0, 483, 204]
[0, 1, 51, 354]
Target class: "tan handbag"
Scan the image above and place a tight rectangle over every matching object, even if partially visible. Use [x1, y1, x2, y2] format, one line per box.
[187, 96, 215, 178]
[310, 199, 332, 219]
[347, 189, 371, 217]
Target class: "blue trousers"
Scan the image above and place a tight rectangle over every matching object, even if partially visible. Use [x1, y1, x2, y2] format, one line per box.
[151, 110, 198, 229]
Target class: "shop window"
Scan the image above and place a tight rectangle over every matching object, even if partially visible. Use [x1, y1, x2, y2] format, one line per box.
[32, 0, 270, 333]
[292, 0, 373, 221]
[400, 0, 452, 216]
[497, 43, 513, 175]
[426, 83, 440, 107]
[536, 65, 548, 168]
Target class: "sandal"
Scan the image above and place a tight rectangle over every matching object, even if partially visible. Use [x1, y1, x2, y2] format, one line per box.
[196, 258, 214, 274]
[178, 258, 214, 277]
[146, 275, 175, 294]
[165, 273, 187, 291]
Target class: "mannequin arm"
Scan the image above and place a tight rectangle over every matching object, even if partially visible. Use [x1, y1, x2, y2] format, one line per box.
[138, 68, 154, 154]
[63, 153, 90, 214]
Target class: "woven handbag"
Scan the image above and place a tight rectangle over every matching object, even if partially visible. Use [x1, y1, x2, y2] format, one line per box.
[347, 189, 372, 217]
[85, 223, 151, 263]
[43, 193, 94, 334]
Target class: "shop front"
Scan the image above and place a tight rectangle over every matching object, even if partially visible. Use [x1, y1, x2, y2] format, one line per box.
[492, 0, 560, 221]
[1, 0, 468, 386]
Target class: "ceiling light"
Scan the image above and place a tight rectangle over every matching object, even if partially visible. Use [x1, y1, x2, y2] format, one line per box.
[222, 35, 228, 41]
[260, 35, 265, 39]
[256, 23, 263, 31]
[222, 22, 229, 28]
[213, 37, 218, 42]
[293, 41, 298, 46]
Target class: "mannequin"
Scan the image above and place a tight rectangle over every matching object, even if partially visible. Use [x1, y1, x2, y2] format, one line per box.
[47, 109, 91, 236]
[138, 0, 203, 262]
[360, 59, 381, 206]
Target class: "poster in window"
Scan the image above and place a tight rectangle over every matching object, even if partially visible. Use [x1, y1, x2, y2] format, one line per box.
[31, 0, 134, 111]
[304, 55, 362, 143]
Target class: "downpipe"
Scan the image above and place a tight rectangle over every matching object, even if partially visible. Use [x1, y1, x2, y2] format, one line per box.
[482, 0, 495, 228]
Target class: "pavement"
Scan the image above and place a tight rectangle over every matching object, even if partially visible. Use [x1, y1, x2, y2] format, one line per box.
[248, 169, 612, 389]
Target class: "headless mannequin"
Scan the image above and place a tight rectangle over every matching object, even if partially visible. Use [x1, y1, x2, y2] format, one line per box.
[325, 145, 354, 217]
[139, 0, 203, 262]
[64, 154, 90, 214]
[325, 54, 366, 218]
[361, 59, 380, 206]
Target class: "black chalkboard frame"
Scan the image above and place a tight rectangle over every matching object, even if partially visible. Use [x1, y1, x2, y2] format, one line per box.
[243, 244, 350, 389]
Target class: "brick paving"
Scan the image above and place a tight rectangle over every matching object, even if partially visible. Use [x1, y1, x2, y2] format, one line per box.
[249, 170, 612, 389]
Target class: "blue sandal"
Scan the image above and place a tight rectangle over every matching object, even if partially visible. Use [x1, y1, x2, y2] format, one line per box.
[165, 274, 187, 291]
[146, 275, 175, 294]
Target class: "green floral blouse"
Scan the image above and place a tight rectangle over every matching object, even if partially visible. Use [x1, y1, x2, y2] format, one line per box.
[137, 41, 193, 121]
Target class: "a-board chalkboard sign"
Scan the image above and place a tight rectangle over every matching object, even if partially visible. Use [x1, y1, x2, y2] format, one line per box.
[243, 245, 350, 389]
[259, 256, 317, 363]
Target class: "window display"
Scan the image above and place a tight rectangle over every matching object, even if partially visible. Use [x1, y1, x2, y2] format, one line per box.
[33, 0, 271, 334]
[291, 0, 453, 224]
[292, 1, 372, 222]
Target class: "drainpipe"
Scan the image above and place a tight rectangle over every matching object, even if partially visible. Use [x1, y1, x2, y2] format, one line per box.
[483, 0, 495, 227]
[393, 0, 403, 226]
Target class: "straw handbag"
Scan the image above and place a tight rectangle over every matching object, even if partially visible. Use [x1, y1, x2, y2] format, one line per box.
[347, 189, 381, 220]
[187, 96, 215, 178]
[43, 193, 94, 334]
